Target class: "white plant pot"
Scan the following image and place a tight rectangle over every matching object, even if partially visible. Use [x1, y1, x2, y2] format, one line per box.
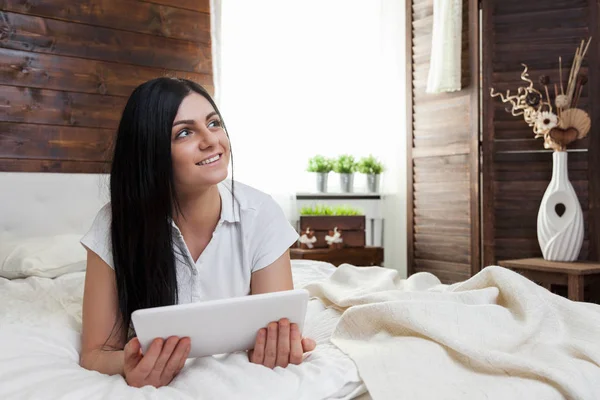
[537, 151, 584, 262]
[339, 173, 354, 193]
[315, 172, 328, 193]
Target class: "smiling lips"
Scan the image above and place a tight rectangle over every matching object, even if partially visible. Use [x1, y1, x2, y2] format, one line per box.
[196, 153, 222, 166]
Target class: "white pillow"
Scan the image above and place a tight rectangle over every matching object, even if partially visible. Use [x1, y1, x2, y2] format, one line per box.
[0, 234, 87, 279]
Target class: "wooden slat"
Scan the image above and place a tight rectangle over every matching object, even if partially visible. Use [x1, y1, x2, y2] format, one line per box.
[412, 143, 470, 159]
[0, 158, 109, 173]
[414, 243, 470, 264]
[406, 0, 415, 277]
[0, 11, 212, 74]
[0, 48, 213, 97]
[0, 84, 125, 129]
[138, 0, 210, 13]
[492, 0, 587, 15]
[414, 224, 470, 236]
[0, 0, 210, 43]
[415, 233, 470, 246]
[0, 122, 112, 162]
[413, 169, 469, 183]
[414, 259, 471, 282]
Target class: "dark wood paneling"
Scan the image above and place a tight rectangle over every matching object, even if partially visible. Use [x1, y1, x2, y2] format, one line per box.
[0, 1, 213, 173]
[0, 48, 213, 97]
[0, 122, 112, 161]
[482, 0, 595, 265]
[138, 0, 210, 13]
[588, 0, 600, 260]
[0, 158, 109, 173]
[0, 11, 212, 73]
[0, 85, 125, 128]
[0, 0, 210, 43]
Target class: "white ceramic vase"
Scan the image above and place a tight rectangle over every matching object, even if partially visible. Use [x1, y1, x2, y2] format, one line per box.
[537, 151, 584, 262]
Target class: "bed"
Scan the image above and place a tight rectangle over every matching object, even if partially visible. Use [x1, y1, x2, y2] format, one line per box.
[0, 257, 366, 400]
[0, 173, 368, 400]
[2, 173, 600, 400]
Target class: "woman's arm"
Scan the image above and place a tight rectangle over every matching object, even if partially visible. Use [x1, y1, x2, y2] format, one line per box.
[80, 250, 190, 386]
[80, 249, 127, 375]
[250, 250, 294, 294]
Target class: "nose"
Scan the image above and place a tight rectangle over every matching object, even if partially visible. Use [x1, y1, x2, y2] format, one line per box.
[196, 125, 219, 150]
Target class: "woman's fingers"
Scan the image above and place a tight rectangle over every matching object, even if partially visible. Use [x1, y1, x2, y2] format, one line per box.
[133, 338, 164, 378]
[250, 328, 266, 365]
[177, 338, 191, 371]
[263, 322, 278, 368]
[123, 337, 143, 372]
[275, 319, 291, 368]
[161, 337, 190, 383]
[147, 336, 178, 382]
[289, 323, 304, 365]
[301, 337, 317, 352]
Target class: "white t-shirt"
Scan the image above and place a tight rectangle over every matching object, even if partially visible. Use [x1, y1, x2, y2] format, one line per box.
[80, 180, 299, 304]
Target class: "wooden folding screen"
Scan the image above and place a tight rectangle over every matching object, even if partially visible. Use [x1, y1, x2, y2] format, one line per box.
[407, 0, 480, 282]
[408, 0, 600, 282]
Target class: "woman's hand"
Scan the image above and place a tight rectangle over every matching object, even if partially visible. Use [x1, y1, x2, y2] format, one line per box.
[123, 336, 191, 388]
[249, 318, 316, 368]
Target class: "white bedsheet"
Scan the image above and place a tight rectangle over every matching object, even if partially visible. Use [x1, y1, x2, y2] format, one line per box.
[0, 260, 366, 400]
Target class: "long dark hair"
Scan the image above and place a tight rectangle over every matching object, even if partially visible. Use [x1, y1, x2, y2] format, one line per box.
[109, 77, 231, 340]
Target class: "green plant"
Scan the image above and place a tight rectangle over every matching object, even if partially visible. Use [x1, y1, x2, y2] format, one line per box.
[332, 154, 357, 174]
[307, 155, 333, 173]
[357, 154, 384, 175]
[300, 204, 363, 216]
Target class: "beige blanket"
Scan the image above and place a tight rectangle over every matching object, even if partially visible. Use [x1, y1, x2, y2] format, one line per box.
[304, 265, 600, 400]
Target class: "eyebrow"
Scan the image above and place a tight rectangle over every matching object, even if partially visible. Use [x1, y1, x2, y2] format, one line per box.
[172, 112, 219, 127]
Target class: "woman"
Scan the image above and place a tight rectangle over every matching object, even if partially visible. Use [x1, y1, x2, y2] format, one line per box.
[79, 77, 315, 388]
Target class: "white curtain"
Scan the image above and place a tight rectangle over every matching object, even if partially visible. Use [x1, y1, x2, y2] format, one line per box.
[210, 1, 404, 227]
[426, 0, 463, 93]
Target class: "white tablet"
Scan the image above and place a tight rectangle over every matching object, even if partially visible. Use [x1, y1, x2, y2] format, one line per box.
[131, 289, 309, 359]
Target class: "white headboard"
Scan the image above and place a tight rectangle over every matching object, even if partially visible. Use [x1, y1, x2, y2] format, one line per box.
[0, 173, 109, 240]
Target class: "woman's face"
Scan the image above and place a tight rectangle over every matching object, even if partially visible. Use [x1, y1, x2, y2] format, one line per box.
[170, 92, 230, 194]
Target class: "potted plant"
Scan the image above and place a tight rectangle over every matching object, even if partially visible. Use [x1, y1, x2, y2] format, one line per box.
[307, 155, 333, 192]
[333, 154, 357, 193]
[357, 155, 384, 193]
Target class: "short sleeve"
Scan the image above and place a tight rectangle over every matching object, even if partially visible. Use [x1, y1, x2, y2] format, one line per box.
[80, 203, 115, 269]
[249, 196, 299, 273]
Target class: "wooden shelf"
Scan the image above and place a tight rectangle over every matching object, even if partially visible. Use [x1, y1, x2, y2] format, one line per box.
[295, 192, 382, 200]
[290, 246, 384, 267]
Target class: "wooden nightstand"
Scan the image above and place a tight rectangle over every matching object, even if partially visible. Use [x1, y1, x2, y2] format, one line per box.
[290, 246, 384, 267]
[498, 258, 600, 302]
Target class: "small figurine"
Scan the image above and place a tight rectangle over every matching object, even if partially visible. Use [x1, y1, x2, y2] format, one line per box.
[298, 227, 317, 249]
[325, 227, 343, 249]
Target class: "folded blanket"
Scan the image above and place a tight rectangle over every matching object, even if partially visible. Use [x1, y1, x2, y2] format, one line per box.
[305, 265, 600, 400]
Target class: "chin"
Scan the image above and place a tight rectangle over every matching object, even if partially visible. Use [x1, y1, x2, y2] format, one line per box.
[199, 167, 229, 186]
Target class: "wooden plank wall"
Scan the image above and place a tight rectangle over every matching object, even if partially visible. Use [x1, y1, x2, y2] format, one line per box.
[481, 0, 600, 264]
[0, 0, 213, 173]
[408, 0, 480, 283]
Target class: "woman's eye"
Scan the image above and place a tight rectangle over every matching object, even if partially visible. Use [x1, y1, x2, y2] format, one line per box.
[208, 119, 222, 128]
[176, 129, 192, 139]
